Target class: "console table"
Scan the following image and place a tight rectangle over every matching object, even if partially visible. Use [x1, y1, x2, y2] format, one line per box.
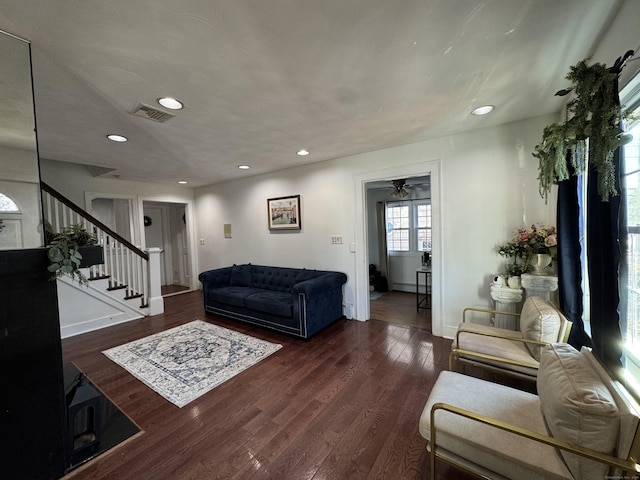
[416, 270, 432, 311]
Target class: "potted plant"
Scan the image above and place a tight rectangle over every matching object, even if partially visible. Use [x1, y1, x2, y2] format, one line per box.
[46, 223, 102, 285]
[533, 57, 634, 202]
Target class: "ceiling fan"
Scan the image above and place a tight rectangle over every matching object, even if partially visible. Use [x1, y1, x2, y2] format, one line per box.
[390, 179, 410, 198]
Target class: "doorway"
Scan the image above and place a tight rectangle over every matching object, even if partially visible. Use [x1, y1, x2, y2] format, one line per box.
[366, 176, 431, 330]
[354, 160, 441, 336]
[142, 201, 191, 295]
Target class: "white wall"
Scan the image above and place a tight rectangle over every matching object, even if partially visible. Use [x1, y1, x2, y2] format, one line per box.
[195, 114, 557, 337]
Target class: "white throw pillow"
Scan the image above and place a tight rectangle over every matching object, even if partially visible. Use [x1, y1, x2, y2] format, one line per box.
[537, 343, 620, 480]
[519, 296, 560, 360]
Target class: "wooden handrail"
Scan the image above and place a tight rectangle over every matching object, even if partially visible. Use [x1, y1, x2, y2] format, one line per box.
[41, 181, 148, 260]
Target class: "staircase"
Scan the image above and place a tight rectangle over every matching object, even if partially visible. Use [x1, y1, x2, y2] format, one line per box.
[41, 182, 164, 337]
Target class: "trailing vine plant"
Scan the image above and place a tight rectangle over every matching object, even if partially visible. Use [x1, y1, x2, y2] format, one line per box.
[533, 53, 634, 202]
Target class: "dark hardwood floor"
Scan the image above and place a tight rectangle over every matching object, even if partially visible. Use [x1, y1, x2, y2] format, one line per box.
[369, 291, 431, 331]
[61, 291, 476, 480]
[161, 284, 191, 296]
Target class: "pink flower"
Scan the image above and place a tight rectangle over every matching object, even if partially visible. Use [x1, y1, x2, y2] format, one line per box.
[545, 234, 557, 247]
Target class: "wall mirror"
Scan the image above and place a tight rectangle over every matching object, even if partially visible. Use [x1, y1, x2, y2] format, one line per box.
[0, 30, 43, 250]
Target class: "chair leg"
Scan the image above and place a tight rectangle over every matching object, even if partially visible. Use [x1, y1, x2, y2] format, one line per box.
[429, 444, 436, 479]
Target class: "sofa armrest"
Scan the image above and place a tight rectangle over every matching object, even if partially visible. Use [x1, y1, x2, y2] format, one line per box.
[292, 272, 347, 296]
[462, 307, 520, 323]
[429, 402, 640, 479]
[198, 267, 232, 288]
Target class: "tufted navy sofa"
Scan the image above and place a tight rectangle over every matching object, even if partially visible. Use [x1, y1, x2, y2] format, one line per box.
[198, 264, 348, 339]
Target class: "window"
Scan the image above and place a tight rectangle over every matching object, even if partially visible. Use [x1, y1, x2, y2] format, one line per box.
[0, 193, 19, 212]
[623, 115, 640, 385]
[416, 203, 432, 251]
[386, 200, 431, 253]
[386, 203, 409, 251]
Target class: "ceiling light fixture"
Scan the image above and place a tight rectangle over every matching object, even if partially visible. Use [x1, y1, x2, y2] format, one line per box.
[158, 97, 183, 110]
[238, 165, 250, 170]
[391, 179, 410, 198]
[178, 180, 188, 184]
[296, 149, 310, 156]
[471, 105, 494, 116]
[107, 134, 128, 142]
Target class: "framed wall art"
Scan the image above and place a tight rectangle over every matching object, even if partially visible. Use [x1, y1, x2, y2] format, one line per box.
[267, 195, 301, 231]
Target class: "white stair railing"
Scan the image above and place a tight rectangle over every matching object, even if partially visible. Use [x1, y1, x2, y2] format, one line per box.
[41, 182, 149, 309]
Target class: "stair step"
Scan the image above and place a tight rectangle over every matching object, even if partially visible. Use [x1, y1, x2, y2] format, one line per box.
[107, 285, 128, 291]
[124, 293, 143, 300]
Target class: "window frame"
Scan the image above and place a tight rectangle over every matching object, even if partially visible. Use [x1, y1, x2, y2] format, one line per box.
[386, 199, 431, 255]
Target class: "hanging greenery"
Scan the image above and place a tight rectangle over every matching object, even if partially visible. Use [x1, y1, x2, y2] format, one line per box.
[533, 55, 634, 202]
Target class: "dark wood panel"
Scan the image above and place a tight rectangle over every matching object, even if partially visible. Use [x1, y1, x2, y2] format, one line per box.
[61, 291, 478, 479]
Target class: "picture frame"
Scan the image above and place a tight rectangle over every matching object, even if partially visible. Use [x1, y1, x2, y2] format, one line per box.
[267, 195, 301, 231]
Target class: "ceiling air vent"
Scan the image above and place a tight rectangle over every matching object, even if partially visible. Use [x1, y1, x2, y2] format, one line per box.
[129, 103, 175, 123]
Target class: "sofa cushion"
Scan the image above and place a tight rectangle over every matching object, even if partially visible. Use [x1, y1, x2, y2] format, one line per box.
[519, 296, 560, 361]
[210, 286, 258, 307]
[229, 263, 251, 287]
[245, 290, 293, 317]
[537, 343, 620, 480]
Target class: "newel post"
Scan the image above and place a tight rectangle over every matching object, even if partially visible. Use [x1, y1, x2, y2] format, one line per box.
[146, 247, 164, 315]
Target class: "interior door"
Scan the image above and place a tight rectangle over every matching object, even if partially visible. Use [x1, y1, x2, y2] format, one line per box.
[176, 206, 190, 286]
[143, 205, 167, 285]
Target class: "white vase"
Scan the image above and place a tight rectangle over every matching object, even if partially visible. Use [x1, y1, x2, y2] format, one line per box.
[507, 276, 521, 289]
[530, 253, 552, 275]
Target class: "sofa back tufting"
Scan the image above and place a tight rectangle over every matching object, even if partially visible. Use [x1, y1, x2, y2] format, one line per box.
[230, 264, 321, 293]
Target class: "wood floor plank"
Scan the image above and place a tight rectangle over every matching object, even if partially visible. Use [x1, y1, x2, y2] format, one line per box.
[62, 290, 478, 480]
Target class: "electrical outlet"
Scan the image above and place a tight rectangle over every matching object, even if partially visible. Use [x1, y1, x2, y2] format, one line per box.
[199, 238, 205, 245]
[331, 235, 343, 244]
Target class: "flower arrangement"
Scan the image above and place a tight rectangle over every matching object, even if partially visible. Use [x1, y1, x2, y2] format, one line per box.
[497, 224, 557, 277]
[512, 224, 557, 255]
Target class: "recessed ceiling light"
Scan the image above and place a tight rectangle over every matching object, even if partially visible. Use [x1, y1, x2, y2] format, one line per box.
[107, 134, 128, 142]
[297, 149, 310, 156]
[177, 180, 188, 184]
[158, 97, 183, 110]
[238, 165, 250, 170]
[471, 105, 494, 116]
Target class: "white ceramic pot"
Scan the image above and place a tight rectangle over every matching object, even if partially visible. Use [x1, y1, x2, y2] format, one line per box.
[530, 253, 552, 275]
[507, 276, 521, 289]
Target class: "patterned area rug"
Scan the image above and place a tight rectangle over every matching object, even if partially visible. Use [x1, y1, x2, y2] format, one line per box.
[103, 320, 282, 407]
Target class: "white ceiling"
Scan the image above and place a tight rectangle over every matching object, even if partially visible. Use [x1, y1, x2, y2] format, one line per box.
[0, 0, 631, 187]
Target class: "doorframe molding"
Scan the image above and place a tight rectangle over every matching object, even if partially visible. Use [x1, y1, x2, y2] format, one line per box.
[353, 159, 442, 336]
[139, 196, 198, 291]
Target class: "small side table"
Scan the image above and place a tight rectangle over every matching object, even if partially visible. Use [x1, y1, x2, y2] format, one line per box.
[416, 270, 432, 311]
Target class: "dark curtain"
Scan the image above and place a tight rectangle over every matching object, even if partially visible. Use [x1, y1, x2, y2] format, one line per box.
[556, 173, 591, 349]
[556, 54, 633, 370]
[586, 148, 623, 370]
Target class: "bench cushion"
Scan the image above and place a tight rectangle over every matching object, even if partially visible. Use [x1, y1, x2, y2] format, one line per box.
[519, 296, 560, 360]
[420, 370, 571, 479]
[537, 343, 620, 480]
